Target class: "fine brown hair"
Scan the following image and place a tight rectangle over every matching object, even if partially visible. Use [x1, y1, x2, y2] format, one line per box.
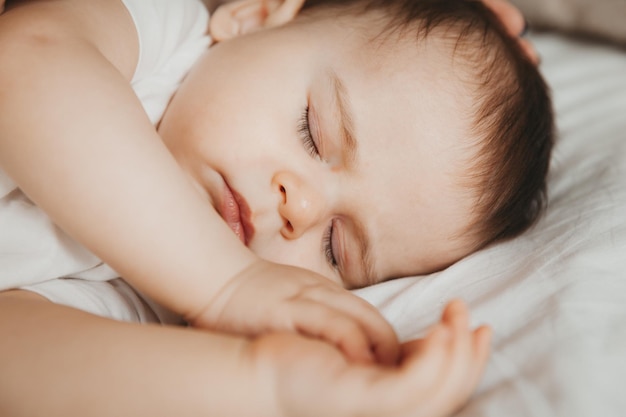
[304, 0, 555, 252]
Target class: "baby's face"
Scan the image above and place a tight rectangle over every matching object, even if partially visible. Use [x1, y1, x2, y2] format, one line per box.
[159, 11, 479, 288]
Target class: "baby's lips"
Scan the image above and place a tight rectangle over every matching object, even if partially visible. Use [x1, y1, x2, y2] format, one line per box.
[225, 219, 245, 244]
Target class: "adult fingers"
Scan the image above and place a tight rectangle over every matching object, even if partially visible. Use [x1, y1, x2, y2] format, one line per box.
[481, 0, 526, 36]
[480, 0, 540, 65]
[519, 38, 540, 64]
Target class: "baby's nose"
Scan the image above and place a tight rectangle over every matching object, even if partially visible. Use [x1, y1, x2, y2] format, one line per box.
[273, 171, 325, 239]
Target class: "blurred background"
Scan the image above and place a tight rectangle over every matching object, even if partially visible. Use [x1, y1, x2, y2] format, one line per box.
[511, 0, 626, 45]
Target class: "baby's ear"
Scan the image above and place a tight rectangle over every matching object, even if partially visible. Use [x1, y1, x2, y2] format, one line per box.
[209, 0, 305, 42]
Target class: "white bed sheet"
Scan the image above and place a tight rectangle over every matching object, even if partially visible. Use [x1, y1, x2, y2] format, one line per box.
[356, 32, 626, 417]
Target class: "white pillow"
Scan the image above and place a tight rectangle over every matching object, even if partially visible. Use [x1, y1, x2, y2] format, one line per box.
[356, 33, 626, 417]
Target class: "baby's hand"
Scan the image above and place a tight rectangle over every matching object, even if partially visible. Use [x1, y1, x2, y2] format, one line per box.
[188, 259, 399, 365]
[245, 300, 491, 417]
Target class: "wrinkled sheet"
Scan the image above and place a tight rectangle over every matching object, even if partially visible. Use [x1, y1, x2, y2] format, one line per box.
[356, 33, 626, 417]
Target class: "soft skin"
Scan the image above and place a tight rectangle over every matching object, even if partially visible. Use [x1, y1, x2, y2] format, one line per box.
[163, 0, 537, 291]
[0, 0, 398, 364]
[0, 0, 530, 415]
[0, 290, 491, 417]
[159, 8, 480, 290]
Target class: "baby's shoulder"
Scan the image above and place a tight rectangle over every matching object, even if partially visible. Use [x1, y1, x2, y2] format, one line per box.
[120, 0, 210, 34]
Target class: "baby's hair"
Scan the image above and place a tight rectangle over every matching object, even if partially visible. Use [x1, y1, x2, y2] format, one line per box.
[303, 0, 555, 253]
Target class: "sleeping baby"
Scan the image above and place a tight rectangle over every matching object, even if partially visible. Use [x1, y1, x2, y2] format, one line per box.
[0, 0, 553, 415]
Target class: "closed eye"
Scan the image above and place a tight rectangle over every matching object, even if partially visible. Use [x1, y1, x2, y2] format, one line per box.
[298, 105, 338, 271]
[298, 105, 321, 159]
[322, 220, 338, 270]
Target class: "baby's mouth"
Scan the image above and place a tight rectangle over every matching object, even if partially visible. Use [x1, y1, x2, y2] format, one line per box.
[219, 179, 255, 246]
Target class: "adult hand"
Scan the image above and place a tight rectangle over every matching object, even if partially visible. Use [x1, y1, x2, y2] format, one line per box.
[481, 0, 540, 64]
[189, 259, 400, 366]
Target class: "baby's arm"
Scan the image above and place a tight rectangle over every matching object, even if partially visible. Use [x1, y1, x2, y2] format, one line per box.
[0, 290, 259, 417]
[0, 0, 254, 314]
[0, 291, 489, 417]
[0, 0, 397, 363]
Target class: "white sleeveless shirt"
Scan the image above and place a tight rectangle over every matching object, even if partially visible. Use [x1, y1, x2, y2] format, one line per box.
[0, 0, 211, 323]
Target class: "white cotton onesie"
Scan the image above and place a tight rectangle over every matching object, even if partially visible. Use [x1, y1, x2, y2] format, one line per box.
[0, 0, 211, 323]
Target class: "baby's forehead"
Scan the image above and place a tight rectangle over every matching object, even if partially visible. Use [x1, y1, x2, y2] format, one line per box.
[296, 5, 416, 47]
[304, 11, 483, 83]
[291, 7, 490, 280]
[354, 124, 483, 282]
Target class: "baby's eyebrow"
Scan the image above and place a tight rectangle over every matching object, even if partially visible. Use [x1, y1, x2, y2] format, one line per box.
[348, 216, 377, 289]
[329, 70, 359, 167]
[327, 71, 376, 288]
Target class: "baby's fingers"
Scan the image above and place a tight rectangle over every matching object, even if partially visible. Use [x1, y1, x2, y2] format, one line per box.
[401, 324, 452, 386]
[396, 300, 489, 416]
[399, 299, 469, 366]
[443, 301, 492, 392]
[465, 325, 492, 396]
[288, 300, 377, 364]
[430, 300, 492, 414]
[439, 300, 477, 408]
[307, 288, 399, 365]
[355, 324, 453, 416]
